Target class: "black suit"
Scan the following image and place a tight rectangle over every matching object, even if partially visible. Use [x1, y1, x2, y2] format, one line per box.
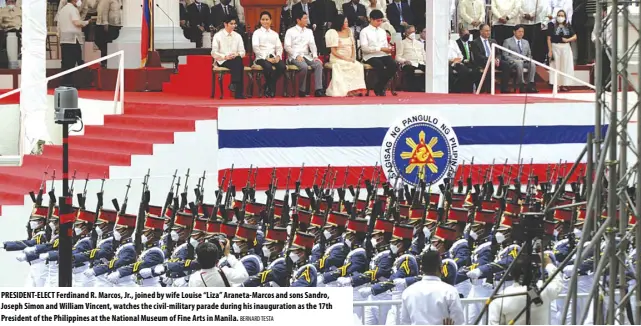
[311, 0, 337, 55]
[210, 4, 244, 31]
[343, 2, 367, 28]
[456, 39, 472, 62]
[471, 37, 510, 92]
[291, 2, 313, 28]
[410, 0, 426, 33]
[187, 2, 210, 48]
[386, 1, 413, 34]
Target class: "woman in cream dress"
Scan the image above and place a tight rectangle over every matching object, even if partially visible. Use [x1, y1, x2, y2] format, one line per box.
[325, 14, 366, 97]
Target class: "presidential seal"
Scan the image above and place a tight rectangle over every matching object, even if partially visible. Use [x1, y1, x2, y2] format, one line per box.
[380, 112, 460, 187]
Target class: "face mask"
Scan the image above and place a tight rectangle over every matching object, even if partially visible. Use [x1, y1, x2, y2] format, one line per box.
[461, 34, 470, 42]
[262, 246, 271, 258]
[49, 222, 57, 231]
[345, 238, 352, 247]
[74, 227, 83, 236]
[113, 229, 122, 241]
[95, 226, 103, 237]
[76, 0, 82, 7]
[29, 221, 39, 229]
[323, 230, 332, 240]
[289, 252, 300, 263]
[136, 234, 148, 244]
[164, 223, 170, 231]
[390, 243, 399, 254]
[370, 238, 378, 248]
[408, 33, 416, 40]
[557, 16, 565, 23]
[232, 243, 241, 253]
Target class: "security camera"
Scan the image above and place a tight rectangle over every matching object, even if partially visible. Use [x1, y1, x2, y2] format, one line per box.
[54, 87, 82, 124]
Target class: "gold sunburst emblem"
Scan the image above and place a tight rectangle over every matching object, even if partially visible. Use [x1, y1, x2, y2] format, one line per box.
[400, 130, 444, 180]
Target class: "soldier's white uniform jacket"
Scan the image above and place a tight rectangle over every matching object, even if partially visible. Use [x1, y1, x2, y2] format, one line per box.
[242, 256, 289, 287]
[108, 242, 165, 287]
[290, 261, 318, 287]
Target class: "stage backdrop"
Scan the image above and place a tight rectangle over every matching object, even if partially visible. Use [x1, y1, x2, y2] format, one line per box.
[217, 103, 604, 190]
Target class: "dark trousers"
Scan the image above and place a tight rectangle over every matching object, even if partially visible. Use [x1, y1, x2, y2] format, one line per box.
[256, 58, 286, 91]
[191, 27, 204, 48]
[601, 49, 612, 88]
[401, 64, 425, 92]
[450, 63, 477, 93]
[479, 59, 510, 92]
[493, 25, 513, 49]
[61, 42, 83, 87]
[221, 56, 244, 97]
[95, 25, 122, 65]
[532, 28, 548, 64]
[365, 55, 396, 93]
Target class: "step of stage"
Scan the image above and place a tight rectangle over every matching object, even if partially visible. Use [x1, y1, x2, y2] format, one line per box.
[0, 101, 220, 213]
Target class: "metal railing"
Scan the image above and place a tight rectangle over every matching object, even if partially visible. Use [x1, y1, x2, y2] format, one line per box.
[353, 292, 591, 325]
[476, 43, 596, 97]
[0, 51, 125, 166]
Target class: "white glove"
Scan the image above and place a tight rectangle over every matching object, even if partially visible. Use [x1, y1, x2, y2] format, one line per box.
[562, 265, 574, 278]
[317, 274, 325, 285]
[139, 268, 153, 279]
[467, 269, 482, 280]
[337, 277, 351, 287]
[464, 223, 472, 235]
[358, 287, 371, 298]
[173, 277, 187, 287]
[83, 269, 96, 278]
[469, 229, 478, 240]
[154, 265, 166, 275]
[23, 247, 36, 254]
[107, 272, 121, 284]
[170, 230, 179, 242]
[95, 226, 103, 238]
[482, 282, 494, 290]
[495, 232, 506, 244]
[15, 253, 26, 262]
[161, 275, 173, 286]
[422, 226, 431, 239]
[573, 228, 582, 239]
[393, 278, 407, 291]
[39, 253, 49, 260]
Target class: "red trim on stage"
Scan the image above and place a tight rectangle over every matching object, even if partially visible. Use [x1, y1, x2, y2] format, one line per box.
[218, 163, 587, 191]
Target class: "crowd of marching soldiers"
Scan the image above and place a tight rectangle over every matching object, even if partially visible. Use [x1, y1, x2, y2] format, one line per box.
[2, 163, 639, 325]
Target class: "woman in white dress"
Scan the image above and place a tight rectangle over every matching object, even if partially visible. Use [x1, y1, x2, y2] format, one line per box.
[325, 14, 366, 97]
[547, 10, 577, 92]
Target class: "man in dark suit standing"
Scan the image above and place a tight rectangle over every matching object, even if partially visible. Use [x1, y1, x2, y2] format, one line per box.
[292, 0, 314, 29]
[187, 0, 211, 48]
[311, 0, 337, 55]
[343, 0, 368, 28]
[410, 0, 426, 34]
[211, 0, 243, 32]
[470, 24, 510, 93]
[386, 0, 413, 34]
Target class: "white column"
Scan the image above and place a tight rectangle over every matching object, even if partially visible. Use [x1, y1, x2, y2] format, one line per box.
[20, 0, 50, 154]
[425, 0, 449, 93]
[108, 0, 193, 69]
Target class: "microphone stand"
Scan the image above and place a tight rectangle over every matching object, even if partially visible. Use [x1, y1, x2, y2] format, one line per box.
[156, 3, 176, 49]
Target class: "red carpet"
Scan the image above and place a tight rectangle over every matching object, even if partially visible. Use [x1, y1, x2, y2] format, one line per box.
[0, 100, 218, 215]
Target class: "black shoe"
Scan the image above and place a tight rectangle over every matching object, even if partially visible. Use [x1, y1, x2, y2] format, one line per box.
[314, 90, 325, 97]
[519, 85, 526, 93]
[500, 88, 510, 93]
[229, 83, 236, 92]
[376, 90, 386, 96]
[298, 91, 308, 97]
[235, 95, 246, 99]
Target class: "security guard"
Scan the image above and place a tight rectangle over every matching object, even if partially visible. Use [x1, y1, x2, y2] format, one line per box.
[107, 212, 166, 287]
[243, 226, 289, 287]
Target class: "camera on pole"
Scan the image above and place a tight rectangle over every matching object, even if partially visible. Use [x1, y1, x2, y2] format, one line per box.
[54, 86, 81, 287]
[54, 86, 82, 124]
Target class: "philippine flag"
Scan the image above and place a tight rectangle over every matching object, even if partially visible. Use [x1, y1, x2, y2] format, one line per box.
[217, 102, 604, 190]
[141, 0, 153, 67]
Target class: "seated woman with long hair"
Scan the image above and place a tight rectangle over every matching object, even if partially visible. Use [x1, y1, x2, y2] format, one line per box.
[324, 14, 366, 97]
[251, 11, 286, 97]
